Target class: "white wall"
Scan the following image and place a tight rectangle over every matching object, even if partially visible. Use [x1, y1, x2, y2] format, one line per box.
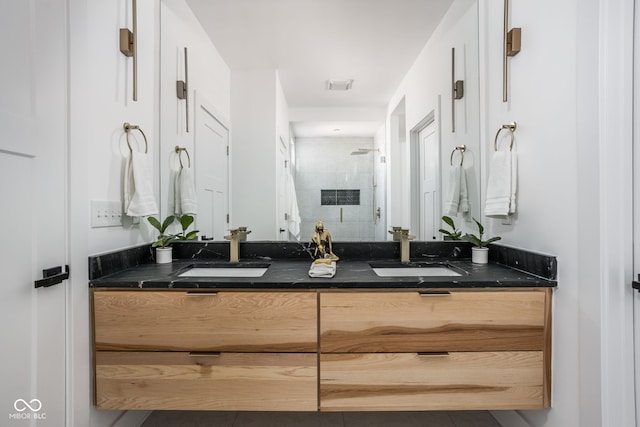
[231, 69, 291, 239]
[84, 0, 159, 255]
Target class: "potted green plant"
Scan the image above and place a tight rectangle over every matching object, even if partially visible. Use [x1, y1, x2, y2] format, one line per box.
[463, 217, 501, 264]
[147, 215, 177, 264]
[439, 215, 462, 240]
[147, 214, 199, 264]
[174, 214, 199, 241]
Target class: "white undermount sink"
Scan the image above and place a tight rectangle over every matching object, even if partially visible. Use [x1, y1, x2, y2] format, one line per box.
[178, 267, 268, 278]
[372, 266, 462, 277]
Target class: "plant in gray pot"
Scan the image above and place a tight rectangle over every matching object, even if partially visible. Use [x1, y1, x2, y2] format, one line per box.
[463, 218, 501, 264]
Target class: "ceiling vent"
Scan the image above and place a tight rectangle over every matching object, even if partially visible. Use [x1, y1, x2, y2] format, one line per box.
[326, 79, 354, 91]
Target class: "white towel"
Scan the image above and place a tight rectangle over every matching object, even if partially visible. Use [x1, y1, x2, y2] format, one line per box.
[287, 172, 301, 240]
[443, 165, 469, 216]
[308, 260, 336, 278]
[124, 151, 158, 217]
[178, 167, 197, 215]
[167, 167, 179, 216]
[485, 148, 517, 217]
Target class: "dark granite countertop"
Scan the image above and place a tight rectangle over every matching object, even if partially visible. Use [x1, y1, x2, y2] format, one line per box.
[89, 241, 557, 290]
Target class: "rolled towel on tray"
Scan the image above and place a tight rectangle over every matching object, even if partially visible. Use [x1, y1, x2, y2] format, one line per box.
[308, 259, 337, 278]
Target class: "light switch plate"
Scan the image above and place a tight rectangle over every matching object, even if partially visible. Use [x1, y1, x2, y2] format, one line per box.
[91, 200, 123, 228]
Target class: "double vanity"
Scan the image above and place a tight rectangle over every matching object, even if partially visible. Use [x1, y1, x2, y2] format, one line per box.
[89, 241, 556, 412]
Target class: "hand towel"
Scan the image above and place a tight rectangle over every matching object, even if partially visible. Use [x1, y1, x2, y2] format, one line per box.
[458, 167, 469, 214]
[484, 148, 517, 217]
[443, 165, 461, 216]
[167, 167, 179, 215]
[443, 165, 469, 216]
[308, 259, 337, 278]
[178, 167, 197, 215]
[124, 151, 158, 217]
[287, 172, 301, 240]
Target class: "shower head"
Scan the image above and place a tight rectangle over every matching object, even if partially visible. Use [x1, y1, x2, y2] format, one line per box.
[350, 148, 380, 155]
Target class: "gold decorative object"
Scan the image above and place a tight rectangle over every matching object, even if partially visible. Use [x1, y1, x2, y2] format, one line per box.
[311, 221, 339, 261]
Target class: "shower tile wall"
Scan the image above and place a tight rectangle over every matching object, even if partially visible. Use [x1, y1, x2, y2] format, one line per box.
[295, 137, 375, 241]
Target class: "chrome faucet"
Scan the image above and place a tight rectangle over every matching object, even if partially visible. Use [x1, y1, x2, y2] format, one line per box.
[224, 227, 251, 263]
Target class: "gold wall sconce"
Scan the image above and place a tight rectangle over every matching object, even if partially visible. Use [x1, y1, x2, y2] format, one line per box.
[176, 47, 190, 132]
[119, 0, 138, 101]
[503, 0, 522, 102]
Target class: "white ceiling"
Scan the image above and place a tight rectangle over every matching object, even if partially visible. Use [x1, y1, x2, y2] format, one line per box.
[185, 0, 454, 137]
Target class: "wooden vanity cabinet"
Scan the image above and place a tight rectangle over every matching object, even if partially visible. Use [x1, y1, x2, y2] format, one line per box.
[319, 289, 552, 411]
[92, 287, 552, 412]
[92, 290, 318, 411]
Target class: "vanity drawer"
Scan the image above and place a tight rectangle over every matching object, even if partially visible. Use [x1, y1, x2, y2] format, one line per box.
[93, 291, 317, 352]
[320, 290, 547, 352]
[95, 351, 318, 411]
[320, 352, 544, 411]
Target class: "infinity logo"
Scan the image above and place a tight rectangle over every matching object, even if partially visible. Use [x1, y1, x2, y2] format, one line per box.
[14, 399, 42, 412]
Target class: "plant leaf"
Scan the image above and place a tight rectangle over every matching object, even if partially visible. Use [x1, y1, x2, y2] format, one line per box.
[161, 215, 176, 232]
[485, 236, 502, 244]
[179, 215, 194, 231]
[472, 217, 484, 235]
[147, 216, 162, 231]
[442, 216, 455, 229]
[183, 230, 199, 240]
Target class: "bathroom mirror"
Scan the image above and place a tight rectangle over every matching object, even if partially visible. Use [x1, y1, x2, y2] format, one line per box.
[158, 0, 481, 242]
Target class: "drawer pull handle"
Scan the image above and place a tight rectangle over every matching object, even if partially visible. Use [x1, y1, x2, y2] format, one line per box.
[417, 352, 450, 358]
[189, 352, 221, 357]
[418, 291, 452, 297]
[186, 292, 219, 296]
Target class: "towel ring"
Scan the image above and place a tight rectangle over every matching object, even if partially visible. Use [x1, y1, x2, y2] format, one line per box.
[494, 122, 517, 151]
[175, 146, 191, 168]
[123, 122, 148, 153]
[450, 145, 466, 166]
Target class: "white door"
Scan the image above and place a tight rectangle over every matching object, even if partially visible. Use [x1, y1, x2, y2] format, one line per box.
[195, 102, 229, 240]
[418, 123, 440, 240]
[1, 1, 67, 425]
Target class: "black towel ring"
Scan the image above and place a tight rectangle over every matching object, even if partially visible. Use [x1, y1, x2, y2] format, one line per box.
[450, 145, 466, 166]
[494, 122, 517, 151]
[175, 146, 191, 168]
[123, 122, 148, 153]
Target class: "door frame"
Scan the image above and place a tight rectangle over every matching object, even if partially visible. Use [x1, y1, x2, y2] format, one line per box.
[409, 98, 442, 240]
[194, 91, 230, 235]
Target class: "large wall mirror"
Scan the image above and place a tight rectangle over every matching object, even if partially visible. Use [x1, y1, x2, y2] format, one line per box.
[159, 0, 480, 242]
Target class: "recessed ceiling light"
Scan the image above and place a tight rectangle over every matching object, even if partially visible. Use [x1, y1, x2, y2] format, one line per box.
[326, 79, 354, 91]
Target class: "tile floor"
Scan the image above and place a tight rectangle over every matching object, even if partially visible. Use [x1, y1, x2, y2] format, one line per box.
[142, 410, 501, 426]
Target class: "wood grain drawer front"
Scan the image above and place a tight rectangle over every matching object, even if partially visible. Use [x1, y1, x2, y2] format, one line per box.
[320, 291, 546, 352]
[95, 352, 318, 411]
[320, 352, 544, 411]
[93, 291, 317, 352]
